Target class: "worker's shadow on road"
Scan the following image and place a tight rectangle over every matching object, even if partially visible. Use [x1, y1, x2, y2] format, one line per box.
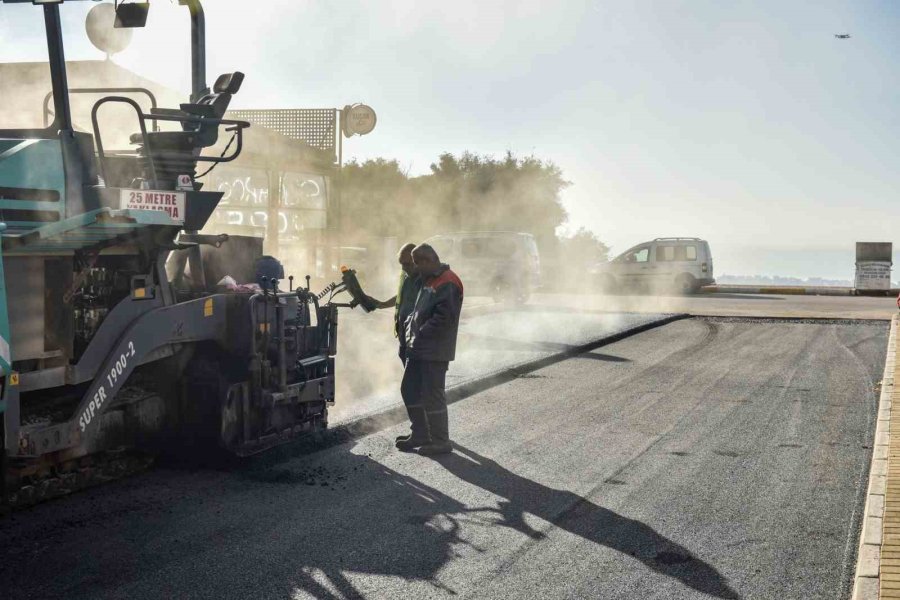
[0, 440, 736, 600]
[426, 444, 740, 600]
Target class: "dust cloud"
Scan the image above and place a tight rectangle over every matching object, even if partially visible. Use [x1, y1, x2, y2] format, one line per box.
[328, 272, 662, 425]
[332, 309, 405, 422]
[0, 60, 182, 143]
[0, 42, 683, 430]
[327, 226, 710, 424]
[328, 287, 667, 424]
[318, 156, 698, 422]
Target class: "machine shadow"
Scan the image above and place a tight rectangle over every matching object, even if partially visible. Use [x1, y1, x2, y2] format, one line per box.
[1, 444, 471, 600]
[426, 444, 740, 600]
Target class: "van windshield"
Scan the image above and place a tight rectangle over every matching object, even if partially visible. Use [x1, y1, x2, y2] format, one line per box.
[462, 237, 517, 259]
[429, 238, 454, 258]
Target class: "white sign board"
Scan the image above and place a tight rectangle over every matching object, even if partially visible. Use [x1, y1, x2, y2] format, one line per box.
[119, 189, 186, 225]
[343, 104, 377, 136]
[855, 261, 892, 290]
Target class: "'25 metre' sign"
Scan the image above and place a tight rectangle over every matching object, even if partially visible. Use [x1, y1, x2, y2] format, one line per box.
[120, 190, 186, 225]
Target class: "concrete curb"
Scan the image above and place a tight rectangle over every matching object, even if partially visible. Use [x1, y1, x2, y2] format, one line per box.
[852, 314, 897, 599]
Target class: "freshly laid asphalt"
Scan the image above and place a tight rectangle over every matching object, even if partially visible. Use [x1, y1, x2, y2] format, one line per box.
[0, 316, 887, 599]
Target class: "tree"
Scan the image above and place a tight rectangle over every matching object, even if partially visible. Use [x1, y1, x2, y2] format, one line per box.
[337, 158, 412, 241]
[558, 228, 610, 265]
[337, 151, 582, 260]
[424, 151, 570, 254]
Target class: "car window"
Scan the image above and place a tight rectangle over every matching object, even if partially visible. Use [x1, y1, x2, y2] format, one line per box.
[657, 244, 700, 261]
[658, 246, 675, 261]
[622, 247, 649, 263]
[496, 238, 519, 257]
[461, 239, 480, 258]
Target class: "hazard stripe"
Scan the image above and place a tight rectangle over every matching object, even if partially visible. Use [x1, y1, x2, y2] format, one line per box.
[0, 335, 9, 366]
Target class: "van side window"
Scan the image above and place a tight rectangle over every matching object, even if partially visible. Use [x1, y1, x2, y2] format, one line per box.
[659, 246, 675, 261]
[493, 239, 517, 257]
[650, 245, 704, 261]
[461, 239, 481, 258]
[685, 245, 697, 261]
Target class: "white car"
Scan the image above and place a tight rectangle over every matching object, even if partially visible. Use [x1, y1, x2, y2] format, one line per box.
[593, 237, 714, 294]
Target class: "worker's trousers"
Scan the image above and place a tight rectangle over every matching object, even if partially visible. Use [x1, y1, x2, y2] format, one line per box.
[401, 359, 450, 443]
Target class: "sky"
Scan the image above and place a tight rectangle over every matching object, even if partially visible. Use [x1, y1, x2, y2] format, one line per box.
[1, 1, 899, 279]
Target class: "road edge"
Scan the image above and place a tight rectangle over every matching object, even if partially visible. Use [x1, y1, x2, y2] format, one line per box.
[701, 285, 897, 297]
[852, 313, 896, 599]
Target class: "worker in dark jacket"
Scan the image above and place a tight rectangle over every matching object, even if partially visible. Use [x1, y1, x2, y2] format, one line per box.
[396, 243, 464, 456]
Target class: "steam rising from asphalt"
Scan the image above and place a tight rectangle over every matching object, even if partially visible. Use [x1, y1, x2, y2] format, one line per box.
[329, 292, 648, 423]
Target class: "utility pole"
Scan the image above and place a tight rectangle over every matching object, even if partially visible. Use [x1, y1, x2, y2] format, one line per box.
[332, 103, 377, 271]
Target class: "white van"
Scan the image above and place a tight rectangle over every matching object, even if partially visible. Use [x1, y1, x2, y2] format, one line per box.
[425, 232, 541, 303]
[593, 237, 714, 294]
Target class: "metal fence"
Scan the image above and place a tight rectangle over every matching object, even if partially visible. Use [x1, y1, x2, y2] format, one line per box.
[226, 108, 338, 155]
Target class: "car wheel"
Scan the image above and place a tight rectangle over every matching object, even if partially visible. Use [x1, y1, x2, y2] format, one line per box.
[675, 274, 697, 295]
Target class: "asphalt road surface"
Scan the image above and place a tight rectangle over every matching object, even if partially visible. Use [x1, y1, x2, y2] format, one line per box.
[0, 316, 886, 599]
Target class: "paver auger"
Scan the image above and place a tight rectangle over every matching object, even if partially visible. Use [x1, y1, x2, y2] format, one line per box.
[0, 0, 367, 507]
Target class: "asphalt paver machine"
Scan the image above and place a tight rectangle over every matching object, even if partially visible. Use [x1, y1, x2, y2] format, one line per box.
[0, 0, 366, 507]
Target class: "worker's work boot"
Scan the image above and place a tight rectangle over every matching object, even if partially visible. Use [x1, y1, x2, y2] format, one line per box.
[417, 441, 453, 456]
[399, 402, 429, 451]
[395, 434, 411, 443]
[418, 407, 451, 455]
[396, 436, 431, 452]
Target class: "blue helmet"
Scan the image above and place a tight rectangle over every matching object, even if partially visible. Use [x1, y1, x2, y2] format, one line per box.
[255, 255, 284, 289]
